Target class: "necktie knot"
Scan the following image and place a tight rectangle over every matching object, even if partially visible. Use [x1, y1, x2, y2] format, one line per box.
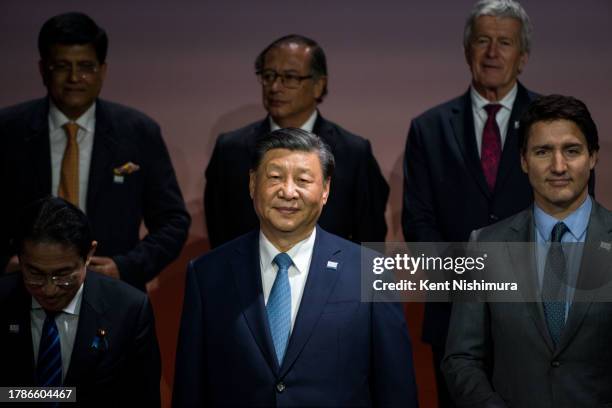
[484, 104, 502, 118]
[273, 253, 293, 272]
[551, 222, 569, 243]
[63, 122, 79, 141]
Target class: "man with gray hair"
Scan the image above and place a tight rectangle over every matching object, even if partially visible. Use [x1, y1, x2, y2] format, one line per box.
[401, 1, 538, 406]
[175, 128, 418, 407]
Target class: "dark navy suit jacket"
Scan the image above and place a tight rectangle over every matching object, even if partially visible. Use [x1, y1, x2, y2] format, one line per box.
[173, 226, 418, 407]
[0, 98, 191, 290]
[0, 271, 161, 407]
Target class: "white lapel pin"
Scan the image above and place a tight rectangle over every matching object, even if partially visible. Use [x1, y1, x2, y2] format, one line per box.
[326, 261, 338, 270]
[9, 324, 19, 334]
[113, 175, 124, 184]
[599, 241, 611, 251]
[514, 120, 520, 130]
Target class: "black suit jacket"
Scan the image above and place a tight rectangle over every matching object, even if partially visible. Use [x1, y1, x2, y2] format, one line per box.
[204, 114, 389, 248]
[0, 98, 191, 290]
[402, 83, 539, 346]
[0, 271, 161, 407]
[443, 202, 612, 408]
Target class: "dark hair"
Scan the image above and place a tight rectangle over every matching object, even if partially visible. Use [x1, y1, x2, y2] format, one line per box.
[518, 94, 600, 154]
[13, 197, 93, 260]
[251, 128, 335, 180]
[38, 12, 108, 63]
[255, 34, 328, 102]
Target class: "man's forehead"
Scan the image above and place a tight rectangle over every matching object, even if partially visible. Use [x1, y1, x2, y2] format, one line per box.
[261, 148, 321, 168]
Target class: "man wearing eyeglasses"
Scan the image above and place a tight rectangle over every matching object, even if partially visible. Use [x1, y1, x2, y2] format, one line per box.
[0, 197, 161, 405]
[204, 34, 389, 248]
[0, 12, 190, 292]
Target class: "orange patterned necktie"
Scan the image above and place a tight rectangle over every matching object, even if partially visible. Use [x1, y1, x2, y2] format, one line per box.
[58, 122, 80, 206]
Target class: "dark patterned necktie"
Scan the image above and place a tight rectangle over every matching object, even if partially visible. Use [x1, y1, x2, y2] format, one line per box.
[37, 311, 62, 386]
[542, 222, 569, 345]
[481, 104, 502, 191]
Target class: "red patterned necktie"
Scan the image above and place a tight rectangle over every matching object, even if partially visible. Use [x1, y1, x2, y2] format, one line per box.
[481, 104, 502, 191]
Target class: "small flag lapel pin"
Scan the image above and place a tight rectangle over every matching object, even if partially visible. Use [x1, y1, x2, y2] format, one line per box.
[326, 261, 338, 270]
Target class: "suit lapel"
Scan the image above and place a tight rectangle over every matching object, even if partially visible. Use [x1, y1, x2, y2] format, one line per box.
[279, 227, 341, 377]
[449, 90, 491, 198]
[64, 273, 109, 385]
[494, 82, 531, 192]
[7, 280, 37, 384]
[231, 232, 280, 373]
[86, 100, 120, 217]
[27, 99, 52, 196]
[556, 202, 612, 354]
[506, 209, 556, 352]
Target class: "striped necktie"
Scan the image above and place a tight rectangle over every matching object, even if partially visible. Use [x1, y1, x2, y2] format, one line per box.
[37, 311, 63, 386]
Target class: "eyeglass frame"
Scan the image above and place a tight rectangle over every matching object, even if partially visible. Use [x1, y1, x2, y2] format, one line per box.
[22, 269, 81, 289]
[256, 69, 314, 89]
[46, 61, 102, 78]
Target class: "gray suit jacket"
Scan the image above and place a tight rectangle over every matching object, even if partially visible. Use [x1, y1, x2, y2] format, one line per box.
[443, 200, 612, 408]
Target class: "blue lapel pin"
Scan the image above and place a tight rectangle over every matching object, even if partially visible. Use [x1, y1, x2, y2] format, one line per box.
[326, 261, 338, 270]
[91, 328, 109, 351]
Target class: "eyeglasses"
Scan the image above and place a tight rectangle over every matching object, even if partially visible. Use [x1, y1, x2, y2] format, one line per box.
[23, 271, 79, 288]
[47, 61, 101, 78]
[257, 70, 313, 89]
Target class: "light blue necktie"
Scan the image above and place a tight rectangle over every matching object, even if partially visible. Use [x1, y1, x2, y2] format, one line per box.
[542, 222, 569, 345]
[37, 311, 63, 386]
[267, 253, 293, 365]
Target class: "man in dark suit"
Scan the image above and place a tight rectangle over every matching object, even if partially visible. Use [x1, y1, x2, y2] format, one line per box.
[401, 1, 538, 404]
[174, 128, 418, 407]
[0, 197, 161, 406]
[443, 95, 609, 407]
[0, 12, 190, 291]
[205, 34, 389, 248]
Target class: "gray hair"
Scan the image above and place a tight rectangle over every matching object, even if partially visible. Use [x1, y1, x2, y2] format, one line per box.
[251, 128, 335, 181]
[464, 0, 532, 54]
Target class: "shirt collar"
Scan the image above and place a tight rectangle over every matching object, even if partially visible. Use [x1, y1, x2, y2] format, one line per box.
[470, 82, 517, 113]
[534, 195, 592, 242]
[31, 282, 84, 316]
[259, 228, 317, 275]
[48, 100, 96, 133]
[269, 110, 318, 133]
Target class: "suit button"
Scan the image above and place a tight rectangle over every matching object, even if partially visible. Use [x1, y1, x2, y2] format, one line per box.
[489, 214, 499, 223]
[551, 361, 561, 368]
[276, 382, 285, 393]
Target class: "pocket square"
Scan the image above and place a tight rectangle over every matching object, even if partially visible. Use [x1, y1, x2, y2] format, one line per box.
[113, 162, 140, 176]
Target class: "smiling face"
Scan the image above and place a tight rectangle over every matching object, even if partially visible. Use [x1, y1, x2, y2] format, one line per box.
[466, 15, 528, 101]
[250, 148, 330, 250]
[20, 240, 95, 312]
[521, 119, 597, 218]
[261, 43, 326, 128]
[40, 43, 106, 120]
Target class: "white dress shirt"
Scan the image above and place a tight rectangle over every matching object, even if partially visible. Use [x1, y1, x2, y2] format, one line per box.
[31, 284, 83, 381]
[471, 83, 518, 156]
[49, 101, 96, 212]
[269, 110, 318, 132]
[259, 229, 316, 333]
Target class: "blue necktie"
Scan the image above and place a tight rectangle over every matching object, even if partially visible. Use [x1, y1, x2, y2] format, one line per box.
[37, 311, 63, 386]
[267, 253, 293, 365]
[542, 222, 569, 345]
